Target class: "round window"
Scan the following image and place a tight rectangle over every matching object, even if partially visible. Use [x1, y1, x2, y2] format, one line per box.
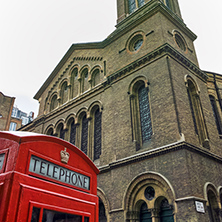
[174, 33, 186, 51]
[144, 186, 155, 200]
[128, 34, 144, 52]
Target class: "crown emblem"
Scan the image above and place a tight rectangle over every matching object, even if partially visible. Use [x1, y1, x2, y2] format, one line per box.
[60, 148, 70, 164]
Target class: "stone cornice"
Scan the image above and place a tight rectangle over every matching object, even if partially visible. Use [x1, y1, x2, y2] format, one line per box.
[103, 43, 208, 87]
[98, 141, 222, 173]
[204, 71, 222, 81]
[175, 196, 207, 203]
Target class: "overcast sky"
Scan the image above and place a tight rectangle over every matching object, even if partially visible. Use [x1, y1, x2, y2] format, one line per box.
[0, 0, 222, 118]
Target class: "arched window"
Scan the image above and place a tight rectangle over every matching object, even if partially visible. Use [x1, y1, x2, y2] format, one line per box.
[186, 78, 209, 148]
[60, 126, 65, 140]
[46, 127, 54, 136]
[128, 0, 144, 14]
[94, 108, 102, 160]
[67, 118, 76, 145]
[81, 113, 88, 155]
[209, 95, 222, 135]
[99, 199, 107, 222]
[57, 123, 65, 140]
[129, 79, 152, 150]
[125, 173, 175, 222]
[61, 81, 68, 104]
[50, 95, 58, 111]
[159, 198, 174, 222]
[138, 84, 152, 143]
[207, 190, 220, 222]
[71, 68, 79, 98]
[81, 68, 89, 93]
[92, 69, 100, 87]
[140, 202, 152, 222]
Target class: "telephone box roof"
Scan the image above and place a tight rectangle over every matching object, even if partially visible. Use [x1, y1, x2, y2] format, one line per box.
[0, 131, 100, 175]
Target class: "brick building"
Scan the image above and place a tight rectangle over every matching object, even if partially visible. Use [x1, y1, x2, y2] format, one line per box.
[0, 92, 15, 131]
[0, 92, 34, 131]
[20, 0, 222, 221]
[10, 106, 34, 130]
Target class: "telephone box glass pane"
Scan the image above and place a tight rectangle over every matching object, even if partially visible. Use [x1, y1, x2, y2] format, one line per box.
[31, 207, 40, 222]
[84, 217, 89, 222]
[0, 153, 5, 170]
[42, 209, 82, 222]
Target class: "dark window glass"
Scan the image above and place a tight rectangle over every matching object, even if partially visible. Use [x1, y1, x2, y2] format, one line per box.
[144, 186, 155, 200]
[81, 114, 88, 155]
[42, 209, 82, 222]
[128, 0, 136, 13]
[140, 202, 152, 222]
[84, 217, 90, 222]
[60, 125, 65, 140]
[47, 128, 54, 136]
[210, 95, 222, 134]
[165, 0, 171, 9]
[159, 198, 174, 222]
[174, 34, 186, 51]
[220, 193, 222, 206]
[94, 109, 102, 160]
[70, 121, 76, 145]
[71, 68, 78, 98]
[72, 68, 78, 80]
[50, 95, 58, 111]
[138, 85, 152, 143]
[207, 190, 220, 222]
[92, 69, 100, 87]
[31, 207, 40, 222]
[99, 199, 107, 222]
[81, 69, 88, 93]
[187, 89, 198, 135]
[61, 82, 68, 104]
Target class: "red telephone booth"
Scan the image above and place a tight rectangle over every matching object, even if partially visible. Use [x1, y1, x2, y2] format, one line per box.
[0, 131, 99, 222]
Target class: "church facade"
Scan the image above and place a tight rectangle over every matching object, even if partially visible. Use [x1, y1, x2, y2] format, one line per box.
[21, 0, 222, 221]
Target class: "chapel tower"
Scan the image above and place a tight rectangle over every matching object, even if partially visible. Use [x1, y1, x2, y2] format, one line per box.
[117, 0, 182, 24]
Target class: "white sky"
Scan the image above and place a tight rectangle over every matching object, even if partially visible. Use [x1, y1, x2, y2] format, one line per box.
[0, 0, 222, 118]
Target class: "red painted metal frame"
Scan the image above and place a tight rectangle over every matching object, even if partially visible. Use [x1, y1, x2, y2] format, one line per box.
[0, 131, 99, 222]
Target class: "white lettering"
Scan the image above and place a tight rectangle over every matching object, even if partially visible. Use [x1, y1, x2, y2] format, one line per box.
[29, 155, 90, 190]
